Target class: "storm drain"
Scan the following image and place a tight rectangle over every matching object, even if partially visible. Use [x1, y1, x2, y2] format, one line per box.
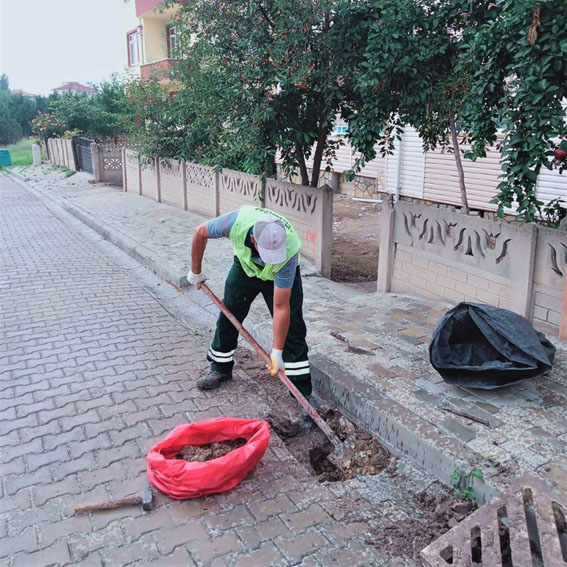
[420, 475, 567, 567]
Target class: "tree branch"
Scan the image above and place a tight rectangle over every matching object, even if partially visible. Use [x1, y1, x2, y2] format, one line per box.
[256, 2, 274, 29]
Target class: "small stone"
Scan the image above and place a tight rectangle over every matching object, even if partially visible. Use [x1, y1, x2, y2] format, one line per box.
[448, 518, 459, 529]
[451, 501, 473, 516]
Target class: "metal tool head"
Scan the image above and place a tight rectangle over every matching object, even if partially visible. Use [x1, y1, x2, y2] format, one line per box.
[142, 484, 154, 512]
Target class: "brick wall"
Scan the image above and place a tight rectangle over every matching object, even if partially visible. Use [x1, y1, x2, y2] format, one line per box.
[392, 245, 512, 309]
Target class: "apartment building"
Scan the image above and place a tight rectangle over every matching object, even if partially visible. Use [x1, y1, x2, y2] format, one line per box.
[121, 0, 179, 80]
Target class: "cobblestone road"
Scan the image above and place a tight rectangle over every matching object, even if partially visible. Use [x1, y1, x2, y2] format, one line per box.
[0, 175, 413, 566]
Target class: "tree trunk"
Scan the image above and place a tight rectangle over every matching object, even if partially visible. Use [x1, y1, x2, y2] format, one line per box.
[449, 113, 469, 214]
[295, 143, 310, 186]
[310, 126, 329, 187]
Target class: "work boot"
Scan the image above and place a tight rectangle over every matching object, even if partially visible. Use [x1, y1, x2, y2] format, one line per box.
[196, 370, 233, 391]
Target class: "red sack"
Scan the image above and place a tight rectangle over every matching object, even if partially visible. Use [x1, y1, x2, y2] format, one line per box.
[146, 417, 270, 499]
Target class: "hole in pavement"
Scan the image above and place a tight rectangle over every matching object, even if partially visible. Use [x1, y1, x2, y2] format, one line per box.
[268, 407, 391, 482]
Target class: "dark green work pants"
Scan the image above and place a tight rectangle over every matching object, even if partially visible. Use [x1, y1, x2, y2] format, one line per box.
[207, 258, 312, 396]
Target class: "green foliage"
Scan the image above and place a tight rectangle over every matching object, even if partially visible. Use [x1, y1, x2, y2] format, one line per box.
[157, 0, 370, 185]
[0, 90, 24, 144]
[463, 0, 567, 222]
[30, 112, 66, 139]
[0, 75, 49, 142]
[49, 77, 130, 140]
[452, 467, 483, 502]
[2, 138, 34, 166]
[125, 43, 248, 168]
[62, 129, 83, 139]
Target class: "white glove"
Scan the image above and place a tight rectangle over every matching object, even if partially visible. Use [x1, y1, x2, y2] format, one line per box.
[188, 270, 206, 288]
[267, 349, 284, 377]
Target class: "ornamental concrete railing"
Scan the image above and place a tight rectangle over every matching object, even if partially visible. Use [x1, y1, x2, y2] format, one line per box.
[378, 198, 567, 334]
[121, 150, 333, 276]
[47, 138, 76, 171]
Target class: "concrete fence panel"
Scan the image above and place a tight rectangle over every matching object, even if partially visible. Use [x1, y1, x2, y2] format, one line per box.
[265, 179, 333, 277]
[91, 143, 122, 185]
[124, 149, 141, 194]
[65, 139, 77, 171]
[382, 201, 536, 317]
[532, 226, 567, 330]
[140, 158, 159, 201]
[219, 168, 263, 214]
[56, 139, 63, 168]
[50, 139, 58, 165]
[47, 138, 76, 171]
[47, 139, 54, 164]
[159, 158, 185, 209]
[185, 162, 217, 218]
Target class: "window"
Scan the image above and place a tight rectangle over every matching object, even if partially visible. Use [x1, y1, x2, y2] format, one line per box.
[127, 31, 140, 66]
[167, 26, 180, 59]
[332, 125, 349, 135]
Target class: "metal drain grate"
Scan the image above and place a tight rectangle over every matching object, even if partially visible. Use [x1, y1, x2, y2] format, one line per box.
[420, 475, 567, 566]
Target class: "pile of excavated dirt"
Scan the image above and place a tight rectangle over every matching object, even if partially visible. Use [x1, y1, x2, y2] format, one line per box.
[235, 350, 392, 482]
[368, 488, 476, 559]
[176, 438, 247, 462]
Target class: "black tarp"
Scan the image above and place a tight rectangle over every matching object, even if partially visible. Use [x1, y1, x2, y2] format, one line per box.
[429, 303, 555, 389]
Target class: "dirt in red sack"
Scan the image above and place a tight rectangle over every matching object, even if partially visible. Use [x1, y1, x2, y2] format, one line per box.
[176, 438, 247, 462]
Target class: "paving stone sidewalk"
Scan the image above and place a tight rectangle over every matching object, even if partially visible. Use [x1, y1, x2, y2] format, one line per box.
[1, 174, 430, 567]
[9, 165, 567, 499]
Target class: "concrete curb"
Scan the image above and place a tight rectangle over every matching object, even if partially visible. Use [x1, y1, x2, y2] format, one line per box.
[5, 169, 500, 502]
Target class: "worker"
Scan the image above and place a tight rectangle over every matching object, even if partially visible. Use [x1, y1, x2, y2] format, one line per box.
[188, 205, 312, 400]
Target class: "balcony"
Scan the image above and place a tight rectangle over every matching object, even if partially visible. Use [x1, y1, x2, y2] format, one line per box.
[140, 58, 174, 80]
[136, 0, 177, 18]
[135, 0, 161, 17]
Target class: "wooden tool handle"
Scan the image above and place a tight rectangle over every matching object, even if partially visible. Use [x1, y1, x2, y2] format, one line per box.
[74, 495, 141, 513]
[199, 283, 345, 454]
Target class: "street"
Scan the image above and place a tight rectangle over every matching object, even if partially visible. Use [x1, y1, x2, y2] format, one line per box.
[0, 175, 418, 566]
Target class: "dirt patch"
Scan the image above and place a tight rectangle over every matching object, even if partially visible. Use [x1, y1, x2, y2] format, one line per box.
[368, 487, 476, 559]
[331, 194, 380, 285]
[176, 438, 246, 462]
[235, 349, 392, 482]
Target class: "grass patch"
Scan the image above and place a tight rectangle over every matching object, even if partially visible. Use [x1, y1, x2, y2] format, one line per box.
[1, 138, 35, 167]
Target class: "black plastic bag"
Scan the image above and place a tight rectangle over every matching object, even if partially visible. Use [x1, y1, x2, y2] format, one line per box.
[429, 302, 556, 389]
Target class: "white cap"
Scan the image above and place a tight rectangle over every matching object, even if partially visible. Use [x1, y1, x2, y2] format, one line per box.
[253, 215, 287, 264]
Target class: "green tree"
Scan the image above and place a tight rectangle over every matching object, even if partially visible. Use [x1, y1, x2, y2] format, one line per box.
[0, 74, 9, 91]
[463, 0, 567, 222]
[50, 78, 130, 140]
[348, 0, 495, 213]
[0, 90, 23, 144]
[11, 94, 38, 137]
[163, 0, 369, 185]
